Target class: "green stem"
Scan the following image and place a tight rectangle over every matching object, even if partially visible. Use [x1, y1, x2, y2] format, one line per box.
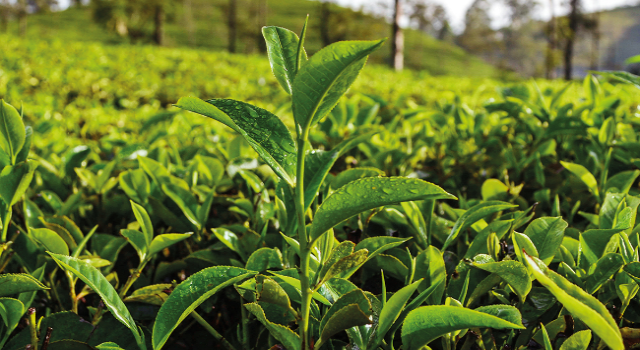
[66, 272, 78, 314]
[28, 308, 38, 350]
[118, 260, 148, 299]
[295, 132, 313, 350]
[1, 205, 12, 243]
[191, 311, 237, 350]
[241, 300, 249, 350]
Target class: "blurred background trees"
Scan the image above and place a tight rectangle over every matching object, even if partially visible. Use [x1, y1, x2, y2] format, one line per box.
[0, 0, 637, 79]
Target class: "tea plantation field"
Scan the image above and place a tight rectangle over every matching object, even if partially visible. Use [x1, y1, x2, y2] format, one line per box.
[1, 31, 640, 350]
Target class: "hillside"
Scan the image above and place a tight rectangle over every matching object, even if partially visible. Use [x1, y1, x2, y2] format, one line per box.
[4, 0, 502, 78]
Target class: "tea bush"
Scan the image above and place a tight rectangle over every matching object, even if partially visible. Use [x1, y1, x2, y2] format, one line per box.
[1, 20, 640, 350]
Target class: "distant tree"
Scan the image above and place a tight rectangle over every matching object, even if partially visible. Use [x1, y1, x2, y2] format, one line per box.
[227, 0, 237, 52]
[437, 20, 455, 42]
[319, 0, 333, 47]
[91, 0, 176, 45]
[564, 0, 580, 80]
[501, 0, 541, 76]
[457, 0, 499, 60]
[0, 0, 10, 33]
[391, 0, 403, 71]
[407, 0, 448, 37]
[254, 0, 267, 53]
[545, 0, 558, 79]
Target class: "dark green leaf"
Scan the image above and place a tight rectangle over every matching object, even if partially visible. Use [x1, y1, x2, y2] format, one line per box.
[442, 201, 516, 251]
[0, 273, 48, 297]
[292, 39, 385, 128]
[524, 217, 567, 265]
[152, 266, 256, 350]
[262, 26, 303, 94]
[401, 305, 524, 350]
[0, 100, 25, 163]
[48, 254, 140, 338]
[310, 177, 455, 243]
[176, 97, 296, 184]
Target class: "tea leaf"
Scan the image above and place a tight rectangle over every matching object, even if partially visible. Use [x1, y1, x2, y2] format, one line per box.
[48, 253, 139, 334]
[310, 177, 455, 243]
[175, 97, 296, 184]
[152, 266, 257, 350]
[0, 273, 48, 297]
[401, 305, 524, 350]
[442, 201, 516, 251]
[262, 26, 303, 94]
[0, 100, 25, 163]
[292, 39, 385, 128]
[244, 302, 300, 350]
[523, 253, 623, 350]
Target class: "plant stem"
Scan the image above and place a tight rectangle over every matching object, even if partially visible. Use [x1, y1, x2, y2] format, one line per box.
[1, 205, 12, 243]
[295, 132, 312, 350]
[66, 272, 78, 314]
[28, 308, 38, 350]
[190, 311, 237, 350]
[119, 260, 148, 299]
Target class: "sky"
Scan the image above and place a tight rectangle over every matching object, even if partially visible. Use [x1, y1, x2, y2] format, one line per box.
[335, 0, 638, 32]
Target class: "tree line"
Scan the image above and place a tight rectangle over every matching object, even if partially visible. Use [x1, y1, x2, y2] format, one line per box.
[0, 0, 611, 80]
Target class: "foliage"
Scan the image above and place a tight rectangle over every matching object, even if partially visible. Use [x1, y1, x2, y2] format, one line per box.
[1, 16, 640, 350]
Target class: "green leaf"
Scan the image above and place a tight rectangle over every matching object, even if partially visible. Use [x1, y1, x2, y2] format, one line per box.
[161, 183, 200, 229]
[31, 228, 69, 255]
[605, 170, 640, 195]
[130, 201, 153, 244]
[0, 273, 48, 297]
[560, 161, 600, 201]
[175, 97, 296, 184]
[442, 201, 516, 251]
[623, 262, 640, 284]
[594, 71, 640, 89]
[318, 289, 372, 348]
[245, 247, 284, 272]
[0, 100, 26, 163]
[121, 229, 148, 262]
[585, 253, 624, 293]
[0, 298, 24, 339]
[559, 330, 592, 350]
[17, 266, 46, 310]
[318, 249, 368, 286]
[149, 233, 192, 257]
[124, 284, 172, 306]
[310, 177, 455, 243]
[47, 253, 140, 337]
[580, 228, 625, 265]
[373, 279, 422, 346]
[291, 39, 385, 128]
[539, 323, 553, 350]
[244, 302, 300, 350]
[401, 305, 524, 350]
[96, 342, 126, 350]
[481, 179, 509, 201]
[332, 167, 385, 190]
[304, 130, 378, 210]
[524, 217, 567, 265]
[262, 26, 303, 94]
[0, 160, 37, 206]
[471, 260, 531, 302]
[523, 253, 623, 350]
[256, 275, 296, 315]
[354, 236, 409, 262]
[152, 266, 257, 350]
[414, 246, 445, 304]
